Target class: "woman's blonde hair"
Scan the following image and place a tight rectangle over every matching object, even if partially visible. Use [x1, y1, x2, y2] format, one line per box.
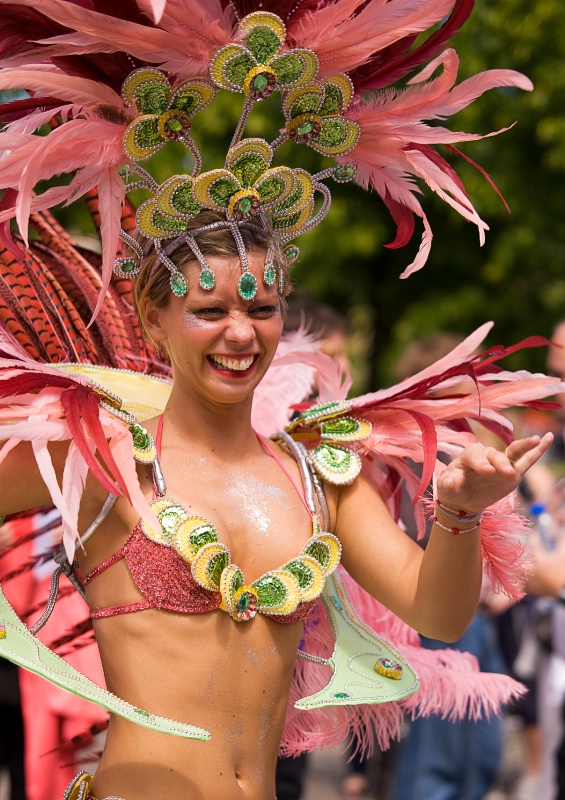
[133, 210, 291, 341]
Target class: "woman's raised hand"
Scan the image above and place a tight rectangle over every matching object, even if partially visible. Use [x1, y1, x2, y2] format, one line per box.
[436, 433, 554, 514]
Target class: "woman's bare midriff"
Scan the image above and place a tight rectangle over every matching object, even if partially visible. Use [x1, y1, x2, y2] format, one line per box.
[90, 607, 302, 800]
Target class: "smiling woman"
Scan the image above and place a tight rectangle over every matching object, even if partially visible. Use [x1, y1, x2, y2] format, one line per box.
[0, 2, 560, 800]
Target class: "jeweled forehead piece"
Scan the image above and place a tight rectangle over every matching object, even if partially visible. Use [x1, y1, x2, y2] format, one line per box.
[115, 10, 358, 301]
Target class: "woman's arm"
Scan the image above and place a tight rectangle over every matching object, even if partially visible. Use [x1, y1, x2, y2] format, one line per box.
[0, 440, 66, 517]
[335, 434, 553, 642]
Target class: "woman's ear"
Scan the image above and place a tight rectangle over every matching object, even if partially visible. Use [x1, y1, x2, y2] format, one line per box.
[142, 299, 168, 347]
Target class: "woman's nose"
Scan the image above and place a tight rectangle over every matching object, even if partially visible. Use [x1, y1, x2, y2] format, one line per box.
[224, 311, 255, 343]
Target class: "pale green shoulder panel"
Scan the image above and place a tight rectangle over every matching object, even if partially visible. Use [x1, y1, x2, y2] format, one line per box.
[0, 586, 210, 741]
[295, 572, 419, 709]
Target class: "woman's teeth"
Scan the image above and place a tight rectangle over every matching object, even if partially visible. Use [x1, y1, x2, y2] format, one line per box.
[211, 355, 254, 371]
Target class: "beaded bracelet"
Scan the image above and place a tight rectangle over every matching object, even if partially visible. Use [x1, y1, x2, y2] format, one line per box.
[432, 515, 481, 536]
[435, 496, 483, 524]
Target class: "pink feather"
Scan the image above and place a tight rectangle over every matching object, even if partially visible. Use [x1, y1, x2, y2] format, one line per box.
[90, 167, 126, 324]
[0, 67, 122, 106]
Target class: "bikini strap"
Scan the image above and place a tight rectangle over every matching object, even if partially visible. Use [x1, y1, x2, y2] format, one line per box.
[256, 433, 313, 518]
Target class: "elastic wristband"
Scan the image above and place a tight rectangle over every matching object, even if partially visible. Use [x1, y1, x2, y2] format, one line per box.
[432, 515, 481, 536]
[435, 497, 483, 524]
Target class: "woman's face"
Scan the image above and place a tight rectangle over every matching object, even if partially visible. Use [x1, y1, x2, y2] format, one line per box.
[145, 250, 284, 408]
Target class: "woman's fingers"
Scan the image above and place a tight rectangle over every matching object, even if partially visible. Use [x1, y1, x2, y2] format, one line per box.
[505, 432, 554, 474]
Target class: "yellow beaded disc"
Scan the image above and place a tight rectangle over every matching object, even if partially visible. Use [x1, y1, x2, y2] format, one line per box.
[219, 563, 244, 616]
[301, 532, 341, 577]
[141, 497, 188, 546]
[283, 554, 325, 603]
[191, 542, 231, 591]
[172, 516, 215, 563]
[63, 772, 93, 800]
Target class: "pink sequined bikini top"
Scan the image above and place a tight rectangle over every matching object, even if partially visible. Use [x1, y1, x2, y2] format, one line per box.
[84, 419, 341, 624]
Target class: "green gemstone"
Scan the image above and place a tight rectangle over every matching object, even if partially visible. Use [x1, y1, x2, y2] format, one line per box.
[263, 265, 276, 286]
[130, 424, 152, 451]
[333, 692, 350, 700]
[331, 595, 344, 611]
[283, 245, 299, 262]
[333, 165, 356, 183]
[237, 196, 253, 214]
[235, 593, 251, 613]
[252, 74, 269, 93]
[133, 707, 151, 717]
[199, 269, 216, 290]
[296, 121, 314, 136]
[121, 259, 137, 273]
[238, 272, 258, 300]
[170, 272, 188, 297]
[167, 117, 183, 133]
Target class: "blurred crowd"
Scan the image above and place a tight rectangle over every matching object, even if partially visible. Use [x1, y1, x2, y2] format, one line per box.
[3, 308, 565, 800]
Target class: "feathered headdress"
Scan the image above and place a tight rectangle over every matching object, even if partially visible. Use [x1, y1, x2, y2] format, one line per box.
[0, 0, 532, 308]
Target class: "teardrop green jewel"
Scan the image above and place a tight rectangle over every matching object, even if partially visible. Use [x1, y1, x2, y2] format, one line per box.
[199, 268, 216, 290]
[170, 272, 188, 297]
[263, 264, 276, 286]
[238, 271, 258, 300]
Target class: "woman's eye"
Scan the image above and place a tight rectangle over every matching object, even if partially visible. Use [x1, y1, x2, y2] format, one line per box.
[193, 308, 224, 317]
[251, 305, 279, 318]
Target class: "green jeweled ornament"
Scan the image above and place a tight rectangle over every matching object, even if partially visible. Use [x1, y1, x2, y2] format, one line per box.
[199, 268, 216, 290]
[304, 541, 331, 571]
[283, 245, 299, 263]
[238, 271, 258, 300]
[284, 560, 313, 589]
[333, 692, 351, 700]
[254, 575, 287, 607]
[159, 505, 187, 536]
[236, 592, 252, 613]
[263, 264, 276, 286]
[130, 424, 152, 451]
[316, 443, 351, 471]
[321, 418, 360, 437]
[190, 525, 218, 553]
[170, 272, 188, 297]
[333, 164, 356, 183]
[113, 257, 140, 278]
[207, 551, 229, 586]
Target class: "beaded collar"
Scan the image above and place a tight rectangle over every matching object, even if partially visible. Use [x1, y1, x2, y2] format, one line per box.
[138, 417, 342, 622]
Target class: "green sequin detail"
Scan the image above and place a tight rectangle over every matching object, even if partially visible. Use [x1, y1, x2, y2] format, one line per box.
[209, 176, 240, 207]
[171, 272, 188, 297]
[172, 90, 201, 115]
[130, 424, 152, 451]
[290, 92, 321, 117]
[231, 570, 244, 594]
[171, 184, 200, 215]
[159, 505, 187, 536]
[207, 551, 229, 586]
[273, 53, 303, 86]
[232, 153, 266, 187]
[136, 84, 168, 115]
[304, 541, 330, 571]
[321, 418, 360, 437]
[225, 54, 256, 87]
[284, 560, 313, 589]
[315, 443, 351, 471]
[199, 269, 216, 290]
[304, 402, 341, 417]
[333, 692, 350, 699]
[190, 525, 218, 552]
[257, 175, 285, 203]
[273, 210, 302, 230]
[152, 211, 187, 232]
[319, 84, 342, 117]
[245, 27, 280, 63]
[135, 118, 162, 149]
[254, 575, 287, 607]
[238, 272, 258, 300]
[274, 181, 302, 214]
[316, 118, 347, 148]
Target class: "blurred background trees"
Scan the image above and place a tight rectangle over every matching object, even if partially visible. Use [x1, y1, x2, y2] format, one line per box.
[7, 0, 565, 391]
